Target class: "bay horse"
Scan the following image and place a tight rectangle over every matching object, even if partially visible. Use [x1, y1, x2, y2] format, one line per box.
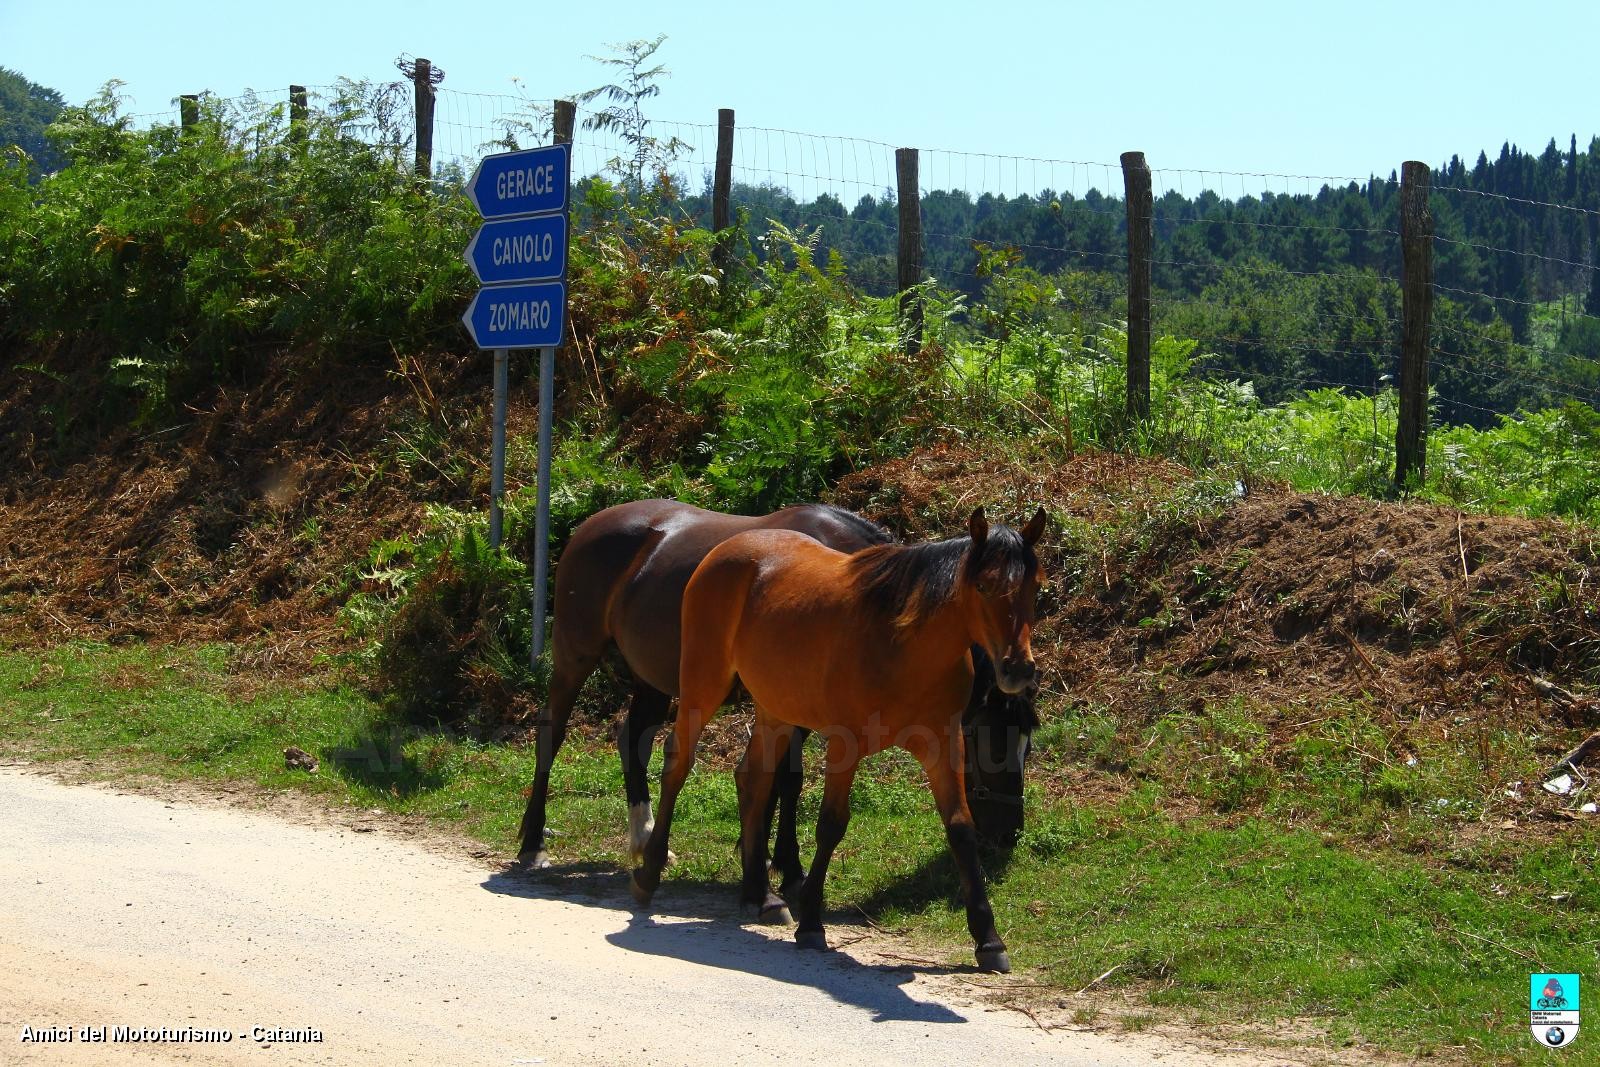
[631, 507, 1046, 974]
[517, 499, 1038, 880]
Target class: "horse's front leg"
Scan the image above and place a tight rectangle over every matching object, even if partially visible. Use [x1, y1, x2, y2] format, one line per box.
[909, 726, 1010, 973]
[794, 733, 861, 951]
[736, 712, 793, 924]
[630, 699, 713, 907]
[518, 649, 599, 868]
[765, 726, 810, 899]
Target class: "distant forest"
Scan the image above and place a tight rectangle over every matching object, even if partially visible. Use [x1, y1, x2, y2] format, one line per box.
[674, 137, 1600, 426]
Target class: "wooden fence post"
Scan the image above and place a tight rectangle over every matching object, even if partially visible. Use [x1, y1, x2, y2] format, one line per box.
[288, 85, 308, 148]
[1396, 160, 1434, 489]
[896, 147, 924, 355]
[713, 108, 735, 273]
[179, 94, 200, 135]
[1121, 151, 1153, 421]
[412, 57, 436, 179]
[553, 99, 575, 149]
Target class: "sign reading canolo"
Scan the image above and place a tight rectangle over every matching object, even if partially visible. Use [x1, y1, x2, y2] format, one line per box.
[464, 215, 568, 285]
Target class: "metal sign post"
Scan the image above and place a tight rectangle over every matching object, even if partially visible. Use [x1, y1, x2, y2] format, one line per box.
[488, 348, 508, 549]
[461, 141, 571, 664]
[531, 343, 554, 665]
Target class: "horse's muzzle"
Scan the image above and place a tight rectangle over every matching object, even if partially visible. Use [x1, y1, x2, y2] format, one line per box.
[996, 656, 1036, 695]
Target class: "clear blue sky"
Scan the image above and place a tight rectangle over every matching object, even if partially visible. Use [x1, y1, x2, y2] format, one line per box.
[8, 0, 1599, 198]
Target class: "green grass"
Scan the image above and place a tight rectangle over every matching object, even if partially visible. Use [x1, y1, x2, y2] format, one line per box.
[2, 641, 1597, 1062]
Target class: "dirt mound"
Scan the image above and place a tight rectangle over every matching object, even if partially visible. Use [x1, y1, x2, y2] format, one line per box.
[832, 441, 1189, 534]
[0, 343, 489, 654]
[834, 443, 1600, 726]
[1063, 491, 1599, 714]
[5, 352, 1599, 739]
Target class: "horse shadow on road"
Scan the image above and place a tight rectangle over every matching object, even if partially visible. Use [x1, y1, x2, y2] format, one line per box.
[481, 865, 967, 1025]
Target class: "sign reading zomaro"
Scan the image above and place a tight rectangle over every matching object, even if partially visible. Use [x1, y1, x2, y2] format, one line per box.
[462, 281, 566, 349]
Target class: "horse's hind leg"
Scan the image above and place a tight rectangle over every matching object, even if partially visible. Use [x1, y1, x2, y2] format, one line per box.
[765, 726, 810, 899]
[794, 734, 861, 951]
[618, 683, 672, 866]
[518, 643, 602, 868]
[737, 713, 793, 924]
[908, 730, 1010, 973]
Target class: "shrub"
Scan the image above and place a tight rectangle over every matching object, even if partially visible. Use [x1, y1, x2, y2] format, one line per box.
[369, 524, 532, 728]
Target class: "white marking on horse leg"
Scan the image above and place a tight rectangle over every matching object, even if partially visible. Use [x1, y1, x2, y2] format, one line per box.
[627, 802, 654, 865]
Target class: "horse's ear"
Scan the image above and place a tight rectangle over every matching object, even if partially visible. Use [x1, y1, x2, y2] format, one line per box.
[1021, 507, 1047, 547]
[968, 507, 989, 550]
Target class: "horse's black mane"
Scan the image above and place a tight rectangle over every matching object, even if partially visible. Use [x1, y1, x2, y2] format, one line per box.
[852, 522, 1035, 626]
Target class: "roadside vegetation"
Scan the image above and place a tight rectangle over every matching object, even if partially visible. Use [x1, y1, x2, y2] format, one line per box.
[5, 63, 1600, 1062]
[2, 639, 1596, 1062]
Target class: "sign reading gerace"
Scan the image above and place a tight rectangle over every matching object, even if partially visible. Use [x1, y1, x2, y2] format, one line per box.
[467, 144, 570, 219]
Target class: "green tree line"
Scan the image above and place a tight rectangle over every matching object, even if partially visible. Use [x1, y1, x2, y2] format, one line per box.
[665, 137, 1600, 426]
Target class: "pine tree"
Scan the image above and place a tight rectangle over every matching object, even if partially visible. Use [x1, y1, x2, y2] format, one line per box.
[1569, 134, 1580, 200]
[1590, 248, 1600, 316]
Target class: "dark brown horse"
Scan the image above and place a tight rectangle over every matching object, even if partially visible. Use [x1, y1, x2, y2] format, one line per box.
[631, 508, 1046, 974]
[520, 499, 892, 875]
[518, 499, 1037, 880]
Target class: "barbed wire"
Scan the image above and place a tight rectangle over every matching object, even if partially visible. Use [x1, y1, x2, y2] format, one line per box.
[1153, 299, 1402, 337]
[1417, 373, 1512, 419]
[1431, 346, 1600, 402]
[1178, 331, 1397, 365]
[1432, 184, 1600, 220]
[1433, 233, 1596, 272]
[1201, 367, 1393, 397]
[1162, 213, 1401, 240]
[1432, 282, 1595, 313]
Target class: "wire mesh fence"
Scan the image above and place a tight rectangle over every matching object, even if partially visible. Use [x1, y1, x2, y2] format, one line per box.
[98, 68, 1600, 439]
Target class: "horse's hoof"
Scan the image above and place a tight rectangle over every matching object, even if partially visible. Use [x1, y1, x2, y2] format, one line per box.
[629, 870, 655, 909]
[740, 899, 793, 925]
[518, 849, 551, 870]
[975, 947, 1012, 974]
[795, 930, 828, 951]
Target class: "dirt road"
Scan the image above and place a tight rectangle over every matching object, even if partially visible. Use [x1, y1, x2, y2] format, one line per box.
[0, 767, 1292, 1066]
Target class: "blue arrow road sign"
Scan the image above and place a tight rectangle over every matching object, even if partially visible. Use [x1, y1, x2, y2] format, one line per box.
[465, 215, 568, 285]
[462, 281, 567, 349]
[467, 144, 570, 219]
